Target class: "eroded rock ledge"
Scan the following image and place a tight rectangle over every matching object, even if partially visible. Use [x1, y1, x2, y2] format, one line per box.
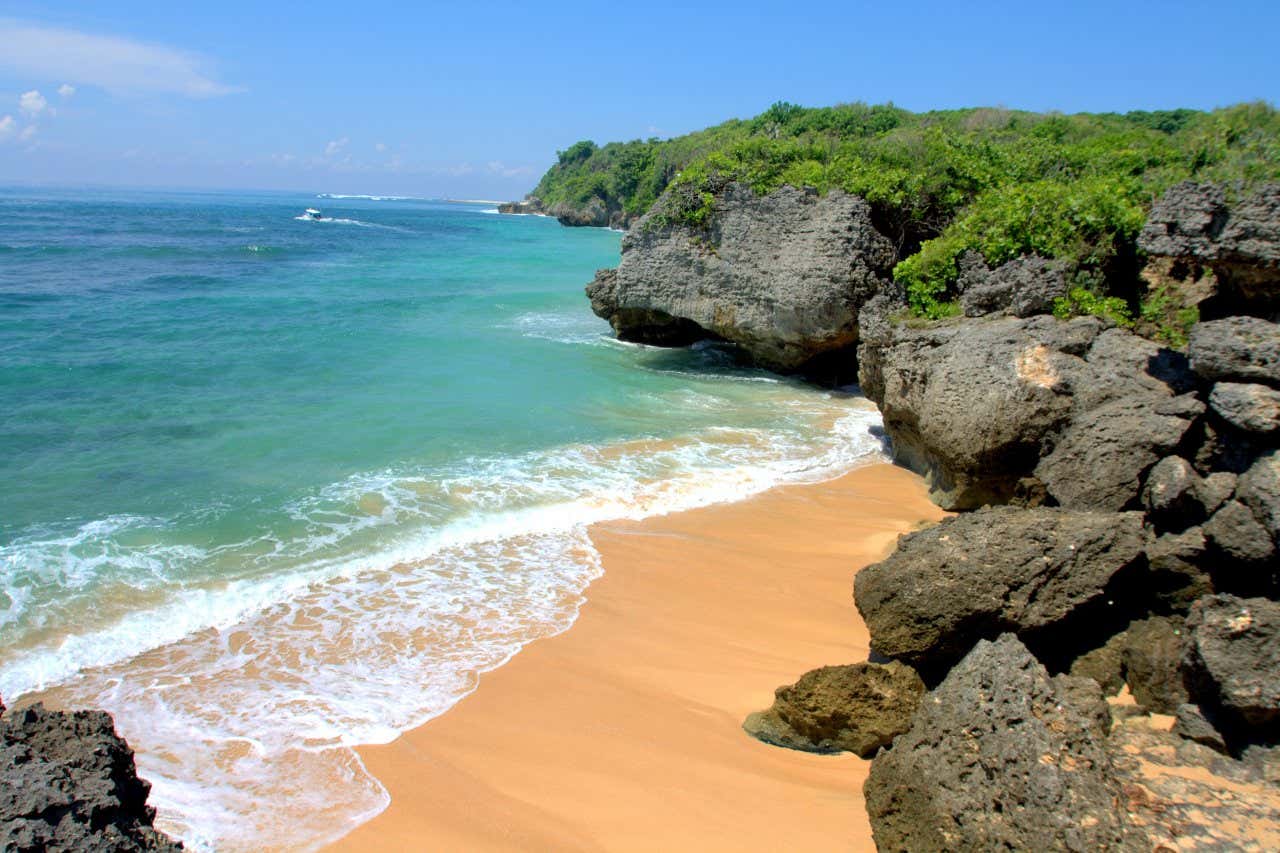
[585, 183, 895, 373]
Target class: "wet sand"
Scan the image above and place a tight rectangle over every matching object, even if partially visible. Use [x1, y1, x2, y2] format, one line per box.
[330, 462, 945, 852]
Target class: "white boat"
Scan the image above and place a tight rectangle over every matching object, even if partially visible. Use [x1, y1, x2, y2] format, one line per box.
[302, 208, 322, 220]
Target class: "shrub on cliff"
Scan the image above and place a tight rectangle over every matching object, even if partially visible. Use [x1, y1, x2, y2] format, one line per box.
[531, 100, 1279, 320]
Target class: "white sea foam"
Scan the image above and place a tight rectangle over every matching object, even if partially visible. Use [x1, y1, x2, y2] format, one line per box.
[1, 398, 887, 851]
[315, 193, 425, 202]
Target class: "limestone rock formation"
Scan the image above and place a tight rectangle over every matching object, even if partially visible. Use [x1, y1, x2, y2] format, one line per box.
[857, 315, 1099, 508]
[586, 183, 896, 372]
[1, 702, 183, 852]
[1138, 182, 1280, 318]
[741, 662, 924, 758]
[857, 314, 1199, 510]
[854, 507, 1147, 673]
[496, 198, 544, 216]
[864, 635, 1137, 852]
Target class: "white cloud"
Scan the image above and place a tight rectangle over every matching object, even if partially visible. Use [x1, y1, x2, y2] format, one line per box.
[0, 19, 238, 97]
[57, 83, 76, 98]
[486, 160, 533, 178]
[19, 89, 47, 116]
[375, 142, 387, 153]
[324, 137, 349, 158]
[0, 115, 14, 140]
[18, 124, 36, 142]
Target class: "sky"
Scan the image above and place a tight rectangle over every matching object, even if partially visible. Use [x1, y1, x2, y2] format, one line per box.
[0, 1, 1277, 199]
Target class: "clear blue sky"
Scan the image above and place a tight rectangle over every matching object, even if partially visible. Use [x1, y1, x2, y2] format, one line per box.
[0, 1, 1276, 198]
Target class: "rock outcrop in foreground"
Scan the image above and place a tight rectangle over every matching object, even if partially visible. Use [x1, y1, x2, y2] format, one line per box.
[864, 635, 1137, 852]
[854, 507, 1148, 674]
[1, 699, 182, 852]
[586, 183, 895, 372]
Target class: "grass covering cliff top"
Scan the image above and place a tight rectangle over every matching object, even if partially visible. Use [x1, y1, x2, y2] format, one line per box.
[530, 101, 1279, 325]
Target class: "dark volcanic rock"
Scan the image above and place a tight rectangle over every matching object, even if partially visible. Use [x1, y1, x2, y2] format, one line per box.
[1121, 616, 1189, 714]
[858, 315, 1198, 511]
[742, 662, 924, 758]
[1237, 450, 1280, 544]
[957, 253, 1069, 318]
[549, 197, 609, 228]
[1036, 392, 1203, 511]
[1, 702, 182, 852]
[1210, 381, 1280, 434]
[1144, 526, 1214, 612]
[1204, 500, 1277, 565]
[1070, 630, 1128, 696]
[1188, 316, 1280, 386]
[864, 635, 1136, 852]
[1173, 703, 1229, 753]
[854, 507, 1147, 673]
[1143, 456, 1211, 530]
[1182, 594, 1280, 745]
[587, 183, 895, 372]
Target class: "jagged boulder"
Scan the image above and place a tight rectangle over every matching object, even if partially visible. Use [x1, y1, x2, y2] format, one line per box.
[1139, 182, 1280, 318]
[857, 315, 1099, 509]
[1121, 616, 1189, 714]
[1204, 500, 1277, 565]
[548, 197, 610, 228]
[957, 253, 1069, 318]
[858, 316, 1198, 511]
[1144, 526, 1215, 612]
[1, 702, 183, 852]
[1036, 392, 1203, 511]
[1236, 450, 1280, 544]
[864, 635, 1136, 852]
[1172, 703, 1229, 753]
[1182, 594, 1280, 745]
[587, 183, 895, 371]
[742, 662, 924, 757]
[1209, 382, 1280, 434]
[855, 507, 1147, 673]
[1143, 456, 1216, 530]
[1188, 316, 1280, 386]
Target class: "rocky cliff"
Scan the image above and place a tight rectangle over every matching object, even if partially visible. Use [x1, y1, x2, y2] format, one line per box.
[594, 179, 1280, 850]
[586, 183, 895, 373]
[498, 196, 637, 230]
[0, 698, 183, 851]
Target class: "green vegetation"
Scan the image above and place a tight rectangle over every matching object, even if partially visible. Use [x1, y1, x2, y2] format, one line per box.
[530, 101, 1280, 321]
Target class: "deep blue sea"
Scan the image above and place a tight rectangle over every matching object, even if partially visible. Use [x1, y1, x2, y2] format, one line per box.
[0, 187, 884, 850]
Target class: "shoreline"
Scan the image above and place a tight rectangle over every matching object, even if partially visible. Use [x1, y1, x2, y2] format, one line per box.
[329, 462, 946, 851]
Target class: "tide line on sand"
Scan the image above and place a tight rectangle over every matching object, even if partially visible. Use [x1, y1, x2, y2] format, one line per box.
[330, 462, 946, 852]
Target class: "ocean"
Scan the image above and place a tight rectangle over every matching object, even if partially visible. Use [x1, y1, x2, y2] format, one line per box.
[0, 187, 885, 850]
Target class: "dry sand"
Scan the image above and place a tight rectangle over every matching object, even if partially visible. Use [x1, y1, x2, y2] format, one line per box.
[330, 462, 946, 852]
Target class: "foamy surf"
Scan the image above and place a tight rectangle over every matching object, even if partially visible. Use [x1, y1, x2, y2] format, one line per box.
[1, 393, 886, 852]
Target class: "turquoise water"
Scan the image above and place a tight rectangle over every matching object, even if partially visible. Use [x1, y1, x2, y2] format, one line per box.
[0, 188, 885, 850]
